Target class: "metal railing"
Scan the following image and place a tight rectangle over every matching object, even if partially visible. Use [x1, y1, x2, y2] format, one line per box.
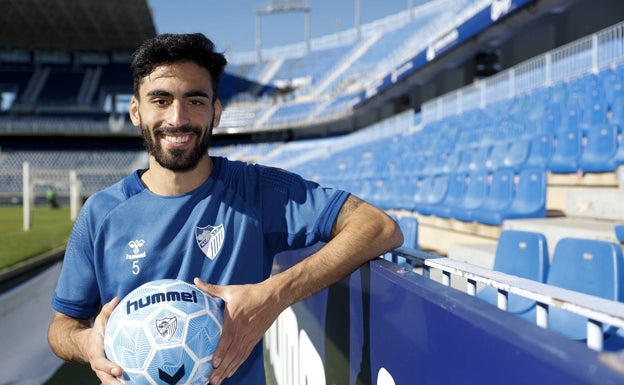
[422, 20, 624, 122]
[390, 247, 624, 352]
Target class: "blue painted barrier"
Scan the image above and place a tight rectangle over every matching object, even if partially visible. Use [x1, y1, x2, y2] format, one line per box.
[265, 254, 624, 385]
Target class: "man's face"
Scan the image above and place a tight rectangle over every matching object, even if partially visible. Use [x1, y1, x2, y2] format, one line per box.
[129, 62, 222, 172]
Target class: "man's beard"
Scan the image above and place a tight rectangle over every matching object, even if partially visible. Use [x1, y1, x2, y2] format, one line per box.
[141, 123, 211, 172]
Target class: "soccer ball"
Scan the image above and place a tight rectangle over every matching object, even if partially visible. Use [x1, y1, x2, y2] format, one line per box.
[104, 279, 223, 385]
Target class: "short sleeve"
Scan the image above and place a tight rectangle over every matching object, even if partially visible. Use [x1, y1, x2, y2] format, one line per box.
[51, 202, 101, 319]
[259, 166, 349, 253]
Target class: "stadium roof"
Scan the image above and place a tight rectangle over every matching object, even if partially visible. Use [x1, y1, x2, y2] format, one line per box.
[0, 0, 156, 52]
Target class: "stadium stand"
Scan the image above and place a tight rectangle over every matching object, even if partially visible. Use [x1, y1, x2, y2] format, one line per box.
[4, 1, 624, 372]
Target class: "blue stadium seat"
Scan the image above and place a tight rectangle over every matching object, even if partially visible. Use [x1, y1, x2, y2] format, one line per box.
[578, 122, 619, 172]
[485, 142, 508, 170]
[370, 177, 394, 210]
[473, 167, 547, 226]
[398, 215, 419, 250]
[525, 133, 554, 167]
[472, 145, 493, 171]
[455, 146, 490, 173]
[537, 112, 558, 135]
[411, 175, 435, 211]
[471, 168, 515, 225]
[414, 174, 449, 216]
[429, 173, 467, 218]
[502, 139, 530, 170]
[442, 151, 463, 174]
[523, 237, 624, 341]
[615, 224, 624, 243]
[478, 230, 549, 314]
[608, 93, 624, 165]
[610, 92, 624, 130]
[455, 149, 474, 173]
[602, 67, 624, 112]
[451, 171, 490, 222]
[548, 111, 582, 173]
[393, 176, 418, 210]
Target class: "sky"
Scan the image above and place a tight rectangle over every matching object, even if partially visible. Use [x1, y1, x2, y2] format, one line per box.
[147, 0, 415, 54]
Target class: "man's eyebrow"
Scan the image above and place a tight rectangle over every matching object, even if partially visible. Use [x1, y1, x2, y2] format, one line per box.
[183, 90, 212, 99]
[146, 89, 172, 97]
[145, 89, 211, 100]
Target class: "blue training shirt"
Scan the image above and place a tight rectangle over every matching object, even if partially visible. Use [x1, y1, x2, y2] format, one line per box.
[51, 156, 349, 385]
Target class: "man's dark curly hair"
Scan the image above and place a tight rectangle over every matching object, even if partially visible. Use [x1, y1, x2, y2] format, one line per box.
[130, 33, 227, 99]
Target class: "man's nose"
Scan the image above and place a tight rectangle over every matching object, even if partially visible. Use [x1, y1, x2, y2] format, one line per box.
[166, 101, 190, 127]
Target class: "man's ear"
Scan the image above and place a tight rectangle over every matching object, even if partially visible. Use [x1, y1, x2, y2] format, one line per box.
[129, 96, 141, 126]
[212, 98, 222, 128]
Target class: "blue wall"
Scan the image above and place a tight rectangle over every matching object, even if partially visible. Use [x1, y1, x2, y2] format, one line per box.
[265, 254, 624, 385]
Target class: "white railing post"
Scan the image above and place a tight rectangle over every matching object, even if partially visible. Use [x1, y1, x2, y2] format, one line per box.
[497, 289, 508, 312]
[508, 69, 515, 99]
[587, 319, 603, 351]
[544, 53, 552, 87]
[591, 34, 599, 74]
[467, 279, 476, 296]
[536, 303, 549, 329]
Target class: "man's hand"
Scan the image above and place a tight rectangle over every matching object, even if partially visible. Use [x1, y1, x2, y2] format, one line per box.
[194, 278, 283, 385]
[48, 297, 124, 385]
[89, 297, 124, 384]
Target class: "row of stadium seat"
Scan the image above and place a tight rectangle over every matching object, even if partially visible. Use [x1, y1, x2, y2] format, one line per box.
[342, 165, 546, 226]
[477, 230, 624, 350]
[274, 61, 624, 226]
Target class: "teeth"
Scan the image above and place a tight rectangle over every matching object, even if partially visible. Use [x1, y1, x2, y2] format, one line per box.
[164, 135, 190, 143]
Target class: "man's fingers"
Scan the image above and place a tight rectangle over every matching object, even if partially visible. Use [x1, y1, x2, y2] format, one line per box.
[193, 277, 224, 298]
[92, 297, 123, 380]
[91, 355, 123, 384]
[100, 297, 120, 320]
[212, 306, 235, 367]
[209, 306, 238, 385]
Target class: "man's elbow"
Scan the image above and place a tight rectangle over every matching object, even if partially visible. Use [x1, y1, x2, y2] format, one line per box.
[383, 214, 404, 251]
[364, 210, 403, 256]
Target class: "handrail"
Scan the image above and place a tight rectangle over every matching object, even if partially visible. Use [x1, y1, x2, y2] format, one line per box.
[390, 247, 624, 352]
[422, 20, 624, 122]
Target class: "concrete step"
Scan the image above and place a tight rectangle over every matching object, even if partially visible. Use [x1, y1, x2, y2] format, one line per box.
[448, 242, 496, 269]
[566, 187, 624, 221]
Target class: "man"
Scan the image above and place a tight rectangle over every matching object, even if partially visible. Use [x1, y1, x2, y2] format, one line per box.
[47, 33, 403, 385]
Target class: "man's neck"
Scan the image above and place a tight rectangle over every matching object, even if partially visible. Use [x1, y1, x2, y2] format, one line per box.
[141, 156, 213, 196]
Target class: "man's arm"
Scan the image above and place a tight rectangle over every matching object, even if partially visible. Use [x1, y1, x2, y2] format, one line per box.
[48, 298, 123, 385]
[268, 194, 403, 306]
[195, 194, 403, 385]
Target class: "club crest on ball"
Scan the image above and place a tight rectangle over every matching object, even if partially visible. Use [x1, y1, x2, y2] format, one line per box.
[155, 316, 178, 341]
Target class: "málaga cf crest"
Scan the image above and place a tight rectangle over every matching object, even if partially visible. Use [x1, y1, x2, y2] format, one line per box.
[195, 224, 224, 260]
[155, 316, 177, 341]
